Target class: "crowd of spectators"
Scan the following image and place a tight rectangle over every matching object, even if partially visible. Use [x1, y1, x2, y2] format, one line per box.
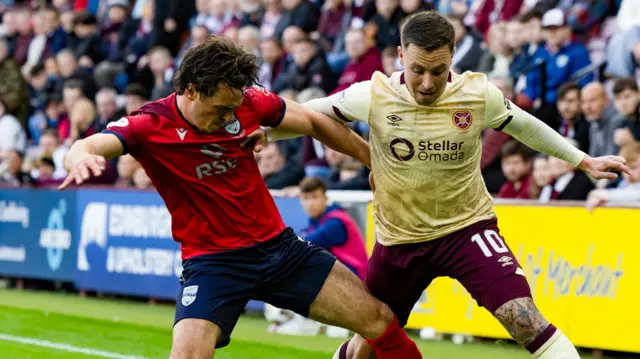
[0, 0, 638, 208]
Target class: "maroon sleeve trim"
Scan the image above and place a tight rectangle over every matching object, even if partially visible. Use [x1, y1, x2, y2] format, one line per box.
[270, 97, 287, 127]
[332, 106, 352, 123]
[102, 130, 129, 155]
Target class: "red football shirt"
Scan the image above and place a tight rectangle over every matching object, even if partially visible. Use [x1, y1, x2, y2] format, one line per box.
[103, 88, 287, 259]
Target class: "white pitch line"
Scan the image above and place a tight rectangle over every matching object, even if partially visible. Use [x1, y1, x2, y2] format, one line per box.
[0, 333, 150, 359]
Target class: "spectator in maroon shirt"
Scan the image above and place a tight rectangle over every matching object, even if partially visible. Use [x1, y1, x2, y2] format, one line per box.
[331, 28, 383, 94]
[497, 140, 535, 199]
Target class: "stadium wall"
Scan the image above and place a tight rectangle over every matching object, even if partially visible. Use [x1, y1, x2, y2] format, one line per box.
[0, 188, 638, 353]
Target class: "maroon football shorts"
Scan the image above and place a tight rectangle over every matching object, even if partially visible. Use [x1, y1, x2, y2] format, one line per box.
[365, 218, 532, 326]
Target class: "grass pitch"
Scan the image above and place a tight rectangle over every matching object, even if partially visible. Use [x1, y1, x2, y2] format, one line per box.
[0, 288, 606, 359]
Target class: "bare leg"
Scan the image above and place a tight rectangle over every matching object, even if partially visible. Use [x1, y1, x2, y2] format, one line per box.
[493, 297, 549, 347]
[493, 297, 580, 358]
[307, 262, 394, 339]
[170, 318, 221, 359]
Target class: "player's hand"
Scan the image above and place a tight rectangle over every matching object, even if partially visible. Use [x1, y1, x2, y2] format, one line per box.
[58, 155, 106, 190]
[241, 128, 268, 153]
[578, 155, 630, 180]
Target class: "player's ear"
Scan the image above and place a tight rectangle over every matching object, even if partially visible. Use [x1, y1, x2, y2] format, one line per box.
[185, 84, 198, 101]
[398, 46, 404, 66]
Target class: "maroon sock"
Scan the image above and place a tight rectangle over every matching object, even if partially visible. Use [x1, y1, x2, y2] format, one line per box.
[365, 317, 421, 359]
[338, 340, 350, 359]
[526, 324, 557, 354]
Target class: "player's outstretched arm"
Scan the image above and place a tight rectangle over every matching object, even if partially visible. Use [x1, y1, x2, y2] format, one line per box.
[273, 99, 371, 168]
[58, 133, 124, 190]
[486, 83, 629, 180]
[500, 106, 630, 180]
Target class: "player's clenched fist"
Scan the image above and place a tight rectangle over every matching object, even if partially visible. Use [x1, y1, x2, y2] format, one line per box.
[58, 155, 106, 190]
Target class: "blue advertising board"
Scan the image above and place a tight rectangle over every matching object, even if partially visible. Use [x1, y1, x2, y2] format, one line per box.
[73, 189, 310, 300]
[0, 189, 77, 281]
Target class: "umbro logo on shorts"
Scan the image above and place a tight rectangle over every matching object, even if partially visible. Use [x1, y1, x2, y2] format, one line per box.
[498, 256, 513, 267]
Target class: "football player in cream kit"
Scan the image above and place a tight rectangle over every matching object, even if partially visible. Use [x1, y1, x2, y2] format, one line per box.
[266, 11, 628, 359]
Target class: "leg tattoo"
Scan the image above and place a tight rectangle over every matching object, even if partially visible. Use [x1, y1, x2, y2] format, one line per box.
[493, 297, 549, 347]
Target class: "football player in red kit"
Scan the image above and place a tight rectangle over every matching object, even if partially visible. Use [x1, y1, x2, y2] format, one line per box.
[59, 37, 422, 359]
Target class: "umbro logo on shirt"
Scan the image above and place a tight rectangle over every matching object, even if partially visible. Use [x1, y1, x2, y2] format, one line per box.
[176, 128, 187, 140]
[386, 114, 402, 127]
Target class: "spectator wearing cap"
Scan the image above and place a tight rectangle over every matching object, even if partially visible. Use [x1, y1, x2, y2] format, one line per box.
[274, 0, 319, 39]
[331, 28, 383, 94]
[67, 11, 104, 67]
[612, 78, 640, 157]
[523, 8, 593, 122]
[447, 13, 483, 74]
[556, 82, 590, 153]
[582, 82, 624, 158]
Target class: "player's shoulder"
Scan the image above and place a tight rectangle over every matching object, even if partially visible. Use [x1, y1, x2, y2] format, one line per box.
[448, 71, 490, 100]
[243, 86, 279, 106]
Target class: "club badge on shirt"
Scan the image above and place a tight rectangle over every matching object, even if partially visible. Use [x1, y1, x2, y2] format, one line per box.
[223, 115, 241, 135]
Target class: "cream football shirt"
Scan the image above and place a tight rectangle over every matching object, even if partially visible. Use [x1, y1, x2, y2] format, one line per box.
[305, 71, 520, 246]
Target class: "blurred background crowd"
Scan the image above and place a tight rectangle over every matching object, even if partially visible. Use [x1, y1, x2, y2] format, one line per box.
[0, 0, 639, 208]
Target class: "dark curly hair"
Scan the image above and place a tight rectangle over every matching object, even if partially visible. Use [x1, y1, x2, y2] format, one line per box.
[173, 36, 259, 98]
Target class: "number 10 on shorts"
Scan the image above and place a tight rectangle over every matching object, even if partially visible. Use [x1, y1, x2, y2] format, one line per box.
[471, 230, 508, 257]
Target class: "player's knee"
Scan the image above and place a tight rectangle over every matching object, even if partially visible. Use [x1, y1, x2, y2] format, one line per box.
[170, 319, 219, 359]
[363, 301, 395, 339]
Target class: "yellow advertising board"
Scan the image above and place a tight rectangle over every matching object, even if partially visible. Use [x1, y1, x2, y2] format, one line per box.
[365, 203, 637, 353]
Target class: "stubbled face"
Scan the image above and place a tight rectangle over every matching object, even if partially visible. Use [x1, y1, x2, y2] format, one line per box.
[184, 83, 244, 133]
[399, 44, 452, 106]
